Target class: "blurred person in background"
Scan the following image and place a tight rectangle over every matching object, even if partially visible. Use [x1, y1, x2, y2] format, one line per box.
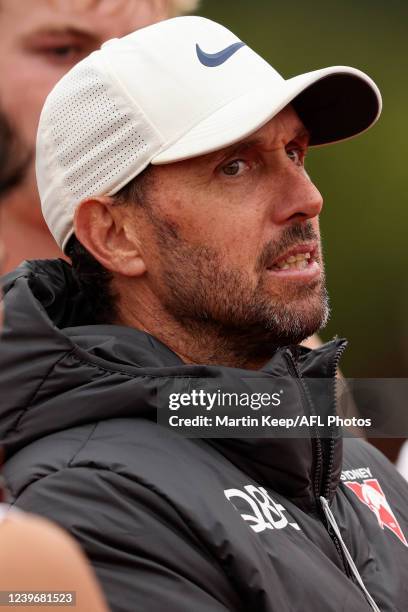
[0, 459, 109, 612]
[0, 172, 108, 612]
[0, 0, 199, 272]
[1, 16, 408, 612]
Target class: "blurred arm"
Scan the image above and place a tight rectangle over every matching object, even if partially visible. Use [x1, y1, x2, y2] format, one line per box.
[0, 512, 108, 611]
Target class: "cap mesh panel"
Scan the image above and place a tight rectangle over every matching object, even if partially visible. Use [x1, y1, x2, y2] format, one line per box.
[47, 66, 148, 201]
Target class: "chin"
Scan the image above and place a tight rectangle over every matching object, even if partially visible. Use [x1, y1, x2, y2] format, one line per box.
[265, 290, 330, 345]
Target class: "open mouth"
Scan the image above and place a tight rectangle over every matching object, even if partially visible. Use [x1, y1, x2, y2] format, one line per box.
[267, 244, 318, 273]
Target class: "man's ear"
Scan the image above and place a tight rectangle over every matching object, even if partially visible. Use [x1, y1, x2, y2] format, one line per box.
[73, 197, 146, 277]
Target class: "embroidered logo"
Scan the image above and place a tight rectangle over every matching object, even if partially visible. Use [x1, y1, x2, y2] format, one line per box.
[344, 477, 407, 547]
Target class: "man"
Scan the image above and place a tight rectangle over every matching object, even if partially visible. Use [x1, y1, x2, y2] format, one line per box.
[0, 0, 199, 272]
[1, 16, 408, 612]
[0, 129, 108, 612]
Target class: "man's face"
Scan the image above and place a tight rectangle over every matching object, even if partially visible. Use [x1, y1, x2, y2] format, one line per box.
[133, 105, 328, 351]
[0, 0, 169, 211]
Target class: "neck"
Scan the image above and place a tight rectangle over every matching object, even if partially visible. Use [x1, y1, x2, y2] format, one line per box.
[115, 286, 279, 370]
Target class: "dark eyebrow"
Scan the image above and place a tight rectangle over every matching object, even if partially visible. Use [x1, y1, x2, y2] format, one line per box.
[21, 26, 97, 43]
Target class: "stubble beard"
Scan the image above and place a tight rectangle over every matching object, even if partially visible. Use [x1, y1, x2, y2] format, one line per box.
[149, 213, 330, 363]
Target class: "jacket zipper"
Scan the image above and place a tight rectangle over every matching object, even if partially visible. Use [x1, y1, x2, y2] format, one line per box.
[284, 345, 352, 578]
[321, 341, 347, 500]
[283, 349, 322, 500]
[319, 343, 356, 576]
[276, 345, 377, 608]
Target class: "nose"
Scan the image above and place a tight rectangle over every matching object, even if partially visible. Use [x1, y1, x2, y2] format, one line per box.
[272, 166, 323, 225]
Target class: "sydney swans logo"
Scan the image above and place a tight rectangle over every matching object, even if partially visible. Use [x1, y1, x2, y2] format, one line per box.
[344, 478, 407, 547]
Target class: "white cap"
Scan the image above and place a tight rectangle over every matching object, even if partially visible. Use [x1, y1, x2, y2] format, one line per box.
[36, 16, 382, 252]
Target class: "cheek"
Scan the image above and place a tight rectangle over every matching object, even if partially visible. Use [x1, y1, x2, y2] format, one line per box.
[204, 185, 273, 265]
[186, 203, 265, 270]
[195, 216, 263, 273]
[209, 198, 268, 268]
[0, 52, 68, 145]
[149, 167, 268, 270]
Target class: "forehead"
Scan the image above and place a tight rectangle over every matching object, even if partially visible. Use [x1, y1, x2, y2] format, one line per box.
[151, 105, 309, 185]
[228, 105, 309, 152]
[0, 0, 162, 41]
[189, 105, 309, 168]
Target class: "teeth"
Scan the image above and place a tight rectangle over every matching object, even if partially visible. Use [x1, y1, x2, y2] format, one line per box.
[275, 252, 312, 270]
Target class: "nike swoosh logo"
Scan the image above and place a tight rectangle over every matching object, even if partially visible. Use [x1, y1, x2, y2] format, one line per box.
[196, 41, 246, 67]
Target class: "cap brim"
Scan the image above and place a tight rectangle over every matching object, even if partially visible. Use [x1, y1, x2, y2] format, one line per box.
[152, 65, 381, 164]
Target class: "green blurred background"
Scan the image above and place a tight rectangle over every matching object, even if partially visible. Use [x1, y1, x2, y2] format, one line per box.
[198, 0, 408, 378]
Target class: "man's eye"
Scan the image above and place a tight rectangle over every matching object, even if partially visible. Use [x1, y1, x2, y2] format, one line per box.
[46, 45, 85, 61]
[287, 149, 304, 166]
[31, 43, 87, 65]
[221, 159, 248, 176]
[51, 45, 79, 57]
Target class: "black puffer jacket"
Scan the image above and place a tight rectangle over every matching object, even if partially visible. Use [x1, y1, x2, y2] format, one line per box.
[1, 260, 408, 612]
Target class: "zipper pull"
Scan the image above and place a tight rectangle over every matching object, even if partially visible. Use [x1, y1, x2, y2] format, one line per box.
[320, 497, 381, 612]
